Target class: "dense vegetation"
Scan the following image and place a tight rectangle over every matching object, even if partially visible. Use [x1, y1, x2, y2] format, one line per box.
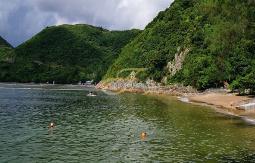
[0, 36, 15, 80]
[0, 24, 140, 83]
[0, 36, 14, 61]
[105, 0, 255, 93]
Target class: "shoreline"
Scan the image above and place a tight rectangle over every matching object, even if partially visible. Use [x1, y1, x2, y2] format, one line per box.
[187, 92, 255, 119]
[96, 80, 255, 121]
[1, 82, 255, 122]
[187, 96, 255, 125]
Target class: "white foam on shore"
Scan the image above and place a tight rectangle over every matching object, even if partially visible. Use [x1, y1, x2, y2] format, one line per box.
[240, 103, 255, 107]
[186, 96, 255, 125]
[241, 117, 255, 125]
[237, 103, 255, 110]
[178, 96, 190, 103]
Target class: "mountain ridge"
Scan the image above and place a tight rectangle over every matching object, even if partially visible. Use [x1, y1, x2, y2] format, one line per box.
[0, 24, 141, 83]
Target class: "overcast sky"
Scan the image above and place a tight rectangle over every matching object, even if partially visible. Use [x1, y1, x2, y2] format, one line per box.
[0, 0, 173, 47]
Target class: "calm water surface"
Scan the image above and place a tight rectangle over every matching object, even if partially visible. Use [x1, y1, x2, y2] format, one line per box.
[0, 84, 255, 162]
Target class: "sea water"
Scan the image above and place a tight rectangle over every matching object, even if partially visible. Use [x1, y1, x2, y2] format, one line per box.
[0, 84, 255, 162]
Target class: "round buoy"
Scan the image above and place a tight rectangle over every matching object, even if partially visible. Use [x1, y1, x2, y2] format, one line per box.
[49, 122, 55, 128]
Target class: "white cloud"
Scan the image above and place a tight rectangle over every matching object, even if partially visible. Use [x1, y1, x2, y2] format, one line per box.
[0, 0, 173, 46]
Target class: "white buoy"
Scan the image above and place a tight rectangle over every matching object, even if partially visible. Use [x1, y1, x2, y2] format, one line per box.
[49, 122, 55, 128]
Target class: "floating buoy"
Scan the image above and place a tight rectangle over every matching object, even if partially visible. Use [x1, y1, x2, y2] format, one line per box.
[49, 122, 55, 128]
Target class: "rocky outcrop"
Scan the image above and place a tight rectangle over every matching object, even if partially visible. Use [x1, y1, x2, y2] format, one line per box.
[97, 47, 194, 95]
[96, 79, 197, 96]
[167, 47, 190, 77]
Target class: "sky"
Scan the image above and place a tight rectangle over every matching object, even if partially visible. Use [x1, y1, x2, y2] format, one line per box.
[0, 0, 173, 47]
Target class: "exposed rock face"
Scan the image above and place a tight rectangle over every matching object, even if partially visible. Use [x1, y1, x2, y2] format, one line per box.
[97, 47, 194, 95]
[167, 47, 190, 77]
[96, 79, 197, 96]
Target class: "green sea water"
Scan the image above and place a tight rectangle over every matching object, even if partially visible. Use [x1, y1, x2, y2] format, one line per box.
[0, 84, 255, 162]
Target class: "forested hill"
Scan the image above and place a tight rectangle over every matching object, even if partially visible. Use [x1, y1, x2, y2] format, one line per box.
[0, 36, 12, 48]
[0, 36, 15, 80]
[0, 36, 14, 62]
[105, 0, 255, 92]
[1, 24, 140, 83]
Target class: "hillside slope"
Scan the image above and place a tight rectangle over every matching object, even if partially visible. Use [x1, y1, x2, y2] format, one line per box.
[0, 36, 12, 48]
[0, 36, 14, 61]
[105, 0, 255, 92]
[3, 24, 140, 83]
[0, 36, 15, 81]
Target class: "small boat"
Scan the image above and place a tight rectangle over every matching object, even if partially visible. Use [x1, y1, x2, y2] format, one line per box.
[87, 92, 97, 97]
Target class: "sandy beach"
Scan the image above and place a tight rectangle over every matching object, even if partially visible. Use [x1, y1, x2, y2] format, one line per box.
[97, 80, 255, 119]
[188, 92, 255, 119]
[189, 93, 250, 109]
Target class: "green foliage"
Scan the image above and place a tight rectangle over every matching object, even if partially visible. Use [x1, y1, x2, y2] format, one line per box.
[0, 24, 140, 83]
[105, 0, 255, 92]
[0, 36, 14, 61]
[0, 36, 12, 48]
[172, 53, 220, 90]
[0, 36, 15, 81]
[230, 61, 255, 94]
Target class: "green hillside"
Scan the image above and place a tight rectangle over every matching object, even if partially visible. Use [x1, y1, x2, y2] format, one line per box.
[0, 36, 12, 48]
[0, 36, 15, 81]
[2, 24, 140, 83]
[105, 0, 255, 92]
[0, 36, 14, 61]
